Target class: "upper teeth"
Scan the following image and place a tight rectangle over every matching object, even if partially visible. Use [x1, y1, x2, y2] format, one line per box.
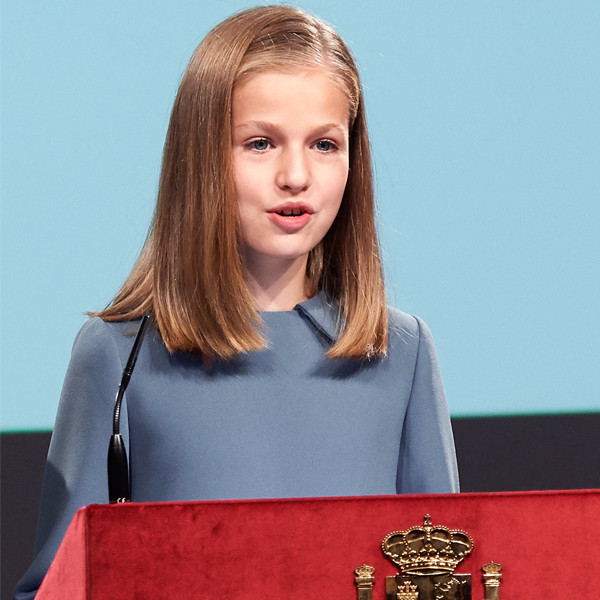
[279, 207, 303, 216]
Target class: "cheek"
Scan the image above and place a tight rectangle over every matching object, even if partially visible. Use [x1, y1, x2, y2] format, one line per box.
[326, 163, 349, 209]
[233, 161, 260, 207]
[328, 165, 349, 227]
[319, 173, 347, 236]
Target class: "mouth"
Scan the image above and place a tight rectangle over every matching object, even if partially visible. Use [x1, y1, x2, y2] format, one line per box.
[267, 203, 313, 231]
[275, 207, 307, 217]
[269, 203, 314, 218]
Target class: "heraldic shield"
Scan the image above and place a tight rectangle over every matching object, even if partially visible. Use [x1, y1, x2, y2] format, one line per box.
[354, 515, 502, 600]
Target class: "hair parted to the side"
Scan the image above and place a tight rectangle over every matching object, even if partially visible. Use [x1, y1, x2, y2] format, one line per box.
[93, 4, 388, 361]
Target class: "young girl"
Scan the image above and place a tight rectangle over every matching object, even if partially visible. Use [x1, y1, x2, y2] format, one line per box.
[16, 5, 458, 598]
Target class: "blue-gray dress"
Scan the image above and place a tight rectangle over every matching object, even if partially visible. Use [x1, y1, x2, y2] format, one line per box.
[15, 294, 459, 599]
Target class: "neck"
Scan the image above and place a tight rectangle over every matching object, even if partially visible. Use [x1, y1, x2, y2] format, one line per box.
[243, 255, 311, 311]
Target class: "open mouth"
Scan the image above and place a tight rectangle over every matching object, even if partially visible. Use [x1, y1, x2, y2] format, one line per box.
[276, 207, 306, 217]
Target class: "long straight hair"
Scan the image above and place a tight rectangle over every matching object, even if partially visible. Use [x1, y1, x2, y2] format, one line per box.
[94, 5, 388, 361]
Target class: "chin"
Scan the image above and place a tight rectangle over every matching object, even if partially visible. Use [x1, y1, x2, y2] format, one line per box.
[245, 244, 314, 265]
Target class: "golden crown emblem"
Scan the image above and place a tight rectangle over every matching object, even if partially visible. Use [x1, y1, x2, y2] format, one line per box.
[381, 515, 473, 576]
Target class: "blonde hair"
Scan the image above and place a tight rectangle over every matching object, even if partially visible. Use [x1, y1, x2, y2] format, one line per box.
[94, 5, 387, 361]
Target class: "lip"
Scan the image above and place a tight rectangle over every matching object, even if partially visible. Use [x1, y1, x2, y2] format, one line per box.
[267, 202, 314, 232]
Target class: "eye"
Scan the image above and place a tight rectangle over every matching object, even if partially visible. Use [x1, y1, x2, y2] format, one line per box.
[247, 138, 271, 152]
[313, 139, 337, 153]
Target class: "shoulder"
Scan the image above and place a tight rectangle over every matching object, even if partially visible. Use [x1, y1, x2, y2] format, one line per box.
[387, 306, 422, 342]
[73, 316, 141, 348]
[70, 317, 145, 368]
[386, 307, 438, 355]
[387, 306, 418, 336]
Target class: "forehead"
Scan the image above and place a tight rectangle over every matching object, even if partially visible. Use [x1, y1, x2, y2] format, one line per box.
[232, 68, 351, 125]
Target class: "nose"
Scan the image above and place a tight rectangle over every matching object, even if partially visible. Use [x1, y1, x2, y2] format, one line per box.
[276, 146, 310, 193]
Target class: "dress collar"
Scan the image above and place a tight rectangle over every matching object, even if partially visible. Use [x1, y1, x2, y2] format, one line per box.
[293, 291, 340, 343]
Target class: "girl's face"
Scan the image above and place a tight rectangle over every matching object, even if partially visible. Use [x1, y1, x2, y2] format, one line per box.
[232, 68, 350, 275]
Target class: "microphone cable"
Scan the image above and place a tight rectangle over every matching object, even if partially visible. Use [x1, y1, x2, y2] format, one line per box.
[107, 315, 150, 503]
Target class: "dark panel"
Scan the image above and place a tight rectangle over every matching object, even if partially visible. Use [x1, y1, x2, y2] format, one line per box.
[2, 415, 598, 597]
[1, 432, 50, 600]
[453, 413, 600, 492]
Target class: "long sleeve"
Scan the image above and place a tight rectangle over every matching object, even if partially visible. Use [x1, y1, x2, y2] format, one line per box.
[15, 302, 459, 598]
[396, 316, 459, 494]
[14, 318, 127, 600]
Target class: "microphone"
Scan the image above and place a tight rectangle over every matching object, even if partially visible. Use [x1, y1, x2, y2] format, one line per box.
[107, 315, 150, 503]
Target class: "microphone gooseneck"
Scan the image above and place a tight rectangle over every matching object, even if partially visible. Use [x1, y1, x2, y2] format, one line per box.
[107, 315, 150, 503]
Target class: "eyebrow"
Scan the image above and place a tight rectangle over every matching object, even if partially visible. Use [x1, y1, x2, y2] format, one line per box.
[234, 120, 347, 137]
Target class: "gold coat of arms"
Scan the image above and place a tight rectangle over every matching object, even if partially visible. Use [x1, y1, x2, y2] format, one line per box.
[355, 515, 502, 600]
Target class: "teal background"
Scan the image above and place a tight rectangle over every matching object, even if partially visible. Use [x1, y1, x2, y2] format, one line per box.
[2, 1, 599, 431]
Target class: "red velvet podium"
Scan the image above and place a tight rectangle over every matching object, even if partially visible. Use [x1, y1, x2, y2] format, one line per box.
[37, 489, 599, 599]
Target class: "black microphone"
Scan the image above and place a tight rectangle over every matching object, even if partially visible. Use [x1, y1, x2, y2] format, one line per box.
[107, 315, 150, 503]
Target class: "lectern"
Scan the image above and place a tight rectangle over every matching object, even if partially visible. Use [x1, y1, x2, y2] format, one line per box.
[36, 489, 600, 599]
